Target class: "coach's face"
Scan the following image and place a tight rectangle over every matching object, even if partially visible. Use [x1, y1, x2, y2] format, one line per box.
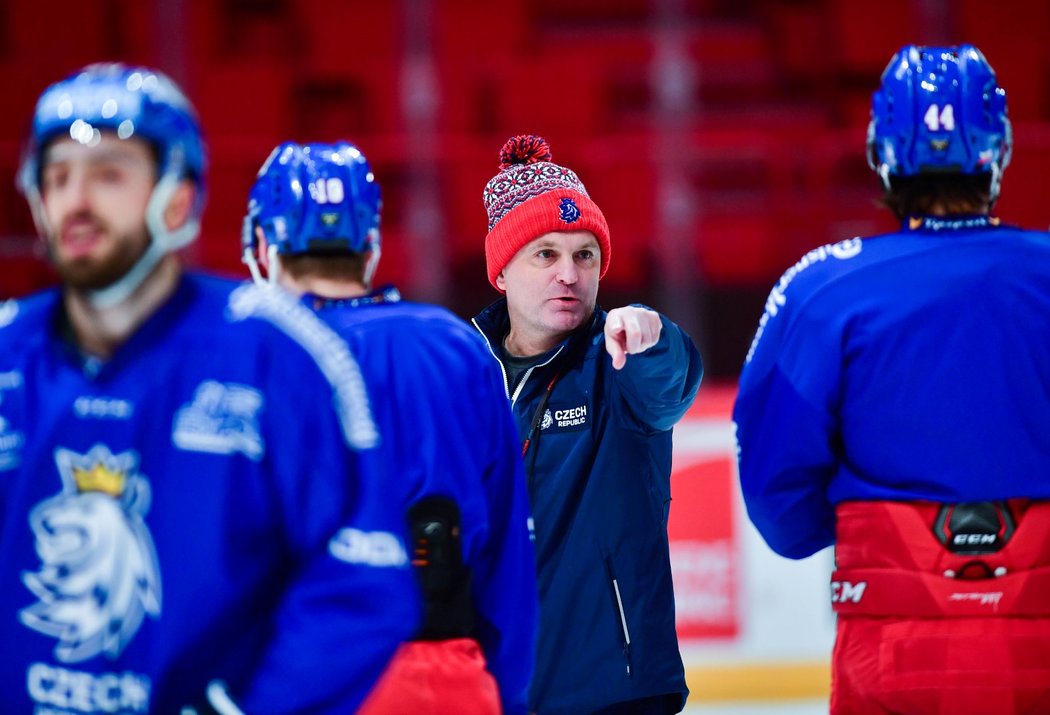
[39, 134, 156, 292]
[497, 230, 600, 355]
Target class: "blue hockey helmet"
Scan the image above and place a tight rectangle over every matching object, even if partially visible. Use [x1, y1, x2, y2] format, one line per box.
[243, 141, 382, 285]
[16, 63, 208, 306]
[867, 45, 1012, 201]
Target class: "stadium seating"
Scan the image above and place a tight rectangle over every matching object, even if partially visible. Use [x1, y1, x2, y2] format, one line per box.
[2, 0, 1049, 375]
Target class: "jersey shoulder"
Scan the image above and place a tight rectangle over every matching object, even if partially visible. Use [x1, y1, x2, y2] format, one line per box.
[771, 237, 868, 303]
[331, 301, 502, 398]
[744, 238, 867, 363]
[341, 300, 490, 359]
[221, 280, 379, 450]
[761, 238, 868, 319]
[0, 288, 61, 350]
[401, 302, 496, 366]
[401, 301, 488, 344]
[996, 224, 1050, 253]
[179, 274, 339, 351]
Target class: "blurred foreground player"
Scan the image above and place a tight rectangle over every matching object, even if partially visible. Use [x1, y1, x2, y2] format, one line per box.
[0, 64, 417, 714]
[734, 45, 1050, 715]
[243, 141, 537, 715]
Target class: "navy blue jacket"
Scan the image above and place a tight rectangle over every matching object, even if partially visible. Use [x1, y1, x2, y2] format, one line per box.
[474, 299, 702, 715]
[734, 217, 1050, 560]
[307, 287, 538, 714]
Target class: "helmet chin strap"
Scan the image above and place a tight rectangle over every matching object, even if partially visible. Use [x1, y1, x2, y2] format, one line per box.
[241, 224, 267, 286]
[241, 236, 283, 287]
[87, 170, 200, 309]
[265, 243, 281, 286]
[241, 249, 265, 285]
[988, 161, 1003, 206]
[21, 181, 53, 244]
[363, 230, 382, 288]
[243, 241, 283, 287]
[878, 163, 892, 192]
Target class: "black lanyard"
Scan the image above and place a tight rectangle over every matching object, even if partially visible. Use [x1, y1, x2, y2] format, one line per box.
[511, 330, 583, 478]
[521, 372, 560, 459]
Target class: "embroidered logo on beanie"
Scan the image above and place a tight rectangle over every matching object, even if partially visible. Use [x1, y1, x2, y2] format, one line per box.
[559, 198, 581, 223]
[482, 134, 611, 291]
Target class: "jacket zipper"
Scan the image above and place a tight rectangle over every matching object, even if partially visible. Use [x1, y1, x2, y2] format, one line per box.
[473, 318, 514, 398]
[612, 578, 633, 677]
[471, 318, 563, 406]
[603, 553, 634, 678]
[508, 347, 562, 406]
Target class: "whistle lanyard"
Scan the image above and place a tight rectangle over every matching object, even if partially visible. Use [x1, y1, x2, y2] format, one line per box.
[521, 371, 560, 460]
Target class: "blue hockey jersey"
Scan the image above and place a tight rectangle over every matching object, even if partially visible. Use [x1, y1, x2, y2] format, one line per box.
[0, 274, 418, 714]
[305, 286, 538, 715]
[734, 217, 1050, 560]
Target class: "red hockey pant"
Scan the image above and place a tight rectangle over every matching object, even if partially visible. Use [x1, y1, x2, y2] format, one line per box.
[831, 500, 1050, 714]
[357, 638, 501, 715]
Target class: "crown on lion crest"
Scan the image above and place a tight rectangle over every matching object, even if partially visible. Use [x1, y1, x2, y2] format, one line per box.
[72, 463, 126, 497]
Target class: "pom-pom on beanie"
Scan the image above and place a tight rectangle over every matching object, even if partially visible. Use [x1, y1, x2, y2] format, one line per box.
[483, 134, 611, 290]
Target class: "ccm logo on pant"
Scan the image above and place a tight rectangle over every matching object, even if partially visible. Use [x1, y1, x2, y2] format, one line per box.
[831, 580, 867, 604]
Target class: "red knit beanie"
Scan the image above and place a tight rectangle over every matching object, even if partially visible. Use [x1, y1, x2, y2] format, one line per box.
[483, 135, 611, 290]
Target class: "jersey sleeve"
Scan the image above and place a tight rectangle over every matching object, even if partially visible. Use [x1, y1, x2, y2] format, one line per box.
[469, 356, 538, 715]
[611, 310, 703, 432]
[732, 270, 844, 560]
[238, 428, 418, 714]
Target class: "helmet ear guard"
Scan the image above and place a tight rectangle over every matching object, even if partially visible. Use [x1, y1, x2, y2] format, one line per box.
[242, 141, 382, 287]
[867, 44, 1012, 203]
[242, 142, 300, 285]
[866, 120, 894, 192]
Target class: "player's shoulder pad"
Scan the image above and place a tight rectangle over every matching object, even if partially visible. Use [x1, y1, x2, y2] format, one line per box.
[225, 283, 379, 450]
[745, 238, 864, 363]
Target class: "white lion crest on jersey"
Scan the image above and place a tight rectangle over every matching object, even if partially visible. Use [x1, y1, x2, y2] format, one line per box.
[20, 445, 162, 663]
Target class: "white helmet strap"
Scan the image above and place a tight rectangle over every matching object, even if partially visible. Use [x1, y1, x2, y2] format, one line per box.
[988, 161, 1003, 206]
[363, 229, 381, 288]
